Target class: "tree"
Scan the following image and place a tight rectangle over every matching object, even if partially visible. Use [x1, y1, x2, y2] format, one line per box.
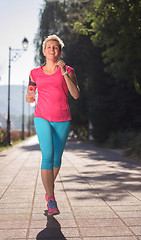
[74, 0, 141, 142]
[34, 0, 67, 65]
[75, 0, 141, 92]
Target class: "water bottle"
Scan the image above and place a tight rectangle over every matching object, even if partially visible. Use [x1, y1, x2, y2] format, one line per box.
[28, 86, 36, 101]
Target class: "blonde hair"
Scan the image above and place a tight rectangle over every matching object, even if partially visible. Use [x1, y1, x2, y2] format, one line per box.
[42, 34, 64, 52]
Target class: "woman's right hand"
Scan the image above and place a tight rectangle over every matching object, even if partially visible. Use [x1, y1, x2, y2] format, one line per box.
[26, 86, 36, 103]
[26, 94, 35, 103]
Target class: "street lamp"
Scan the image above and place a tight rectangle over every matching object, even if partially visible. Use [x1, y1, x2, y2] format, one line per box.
[22, 38, 28, 50]
[6, 37, 28, 145]
[21, 81, 25, 140]
[28, 103, 31, 137]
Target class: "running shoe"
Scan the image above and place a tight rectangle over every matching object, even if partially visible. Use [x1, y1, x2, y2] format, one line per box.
[47, 199, 60, 216]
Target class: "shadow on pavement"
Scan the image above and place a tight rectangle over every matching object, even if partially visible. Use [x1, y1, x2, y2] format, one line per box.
[62, 139, 141, 202]
[36, 211, 66, 240]
[21, 144, 40, 151]
[65, 139, 141, 169]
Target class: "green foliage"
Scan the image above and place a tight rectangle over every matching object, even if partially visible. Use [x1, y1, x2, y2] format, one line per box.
[127, 133, 141, 157]
[0, 129, 7, 146]
[74, 0, 141, 92]
[0, 129, 32, 147]
[106, 130, 141, 159]
[107, 130, 136, 149]
[134, 77, 141, 95]
[34, 0, 67, 65]
[73, 0, 141, 144]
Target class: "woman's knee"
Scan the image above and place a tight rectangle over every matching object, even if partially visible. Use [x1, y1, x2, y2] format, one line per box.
[41, 157, 53, 170]
[53, 157, 61, 168]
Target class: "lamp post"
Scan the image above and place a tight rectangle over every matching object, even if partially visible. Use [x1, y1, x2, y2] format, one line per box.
[6, 38, 28, 145]
[28, 103, 31, 137]
[21, 81, 25, 140]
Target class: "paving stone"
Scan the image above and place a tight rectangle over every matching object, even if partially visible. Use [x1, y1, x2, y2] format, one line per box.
[72, 206, 113, 213]
[0, 221, 29, 229]
[0, 208, 31, 214]
[0, 229, 27, 239]
[83, 237, 137, 240]
[79, 226, 133, 237]
[122, 217, 141, 226]
[3, 239, 26, 240]
[106, 198, 141, 206]
[77, 218, 126, 227]
[0, 213, 30, 221]
[0, 202, 31, 209]
[69, 198, 106, 206]
[0, 136, 141, 240]
[111, 205, 141, 211]
[74, 211, 118, 218]
[130, 226, 141, 235]
[116, 211, 141, 218]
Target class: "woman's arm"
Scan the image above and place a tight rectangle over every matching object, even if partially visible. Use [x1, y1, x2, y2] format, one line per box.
[26, 75, 36, 103]
[57, 60, 80, 99]
[64, 70, 80, 99]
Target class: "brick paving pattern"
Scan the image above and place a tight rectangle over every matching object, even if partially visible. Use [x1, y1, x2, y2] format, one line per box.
[0, 135, 141, 240]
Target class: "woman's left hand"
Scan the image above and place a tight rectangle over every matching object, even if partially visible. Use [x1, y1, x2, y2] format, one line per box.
[56, 60, 66, 74]
[57, 60, 80, 100]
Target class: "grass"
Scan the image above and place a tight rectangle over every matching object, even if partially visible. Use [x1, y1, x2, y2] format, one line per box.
[0, 136, 31, 152]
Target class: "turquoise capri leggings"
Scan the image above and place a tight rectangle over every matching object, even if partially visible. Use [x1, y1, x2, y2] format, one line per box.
[34, 117, 71, 170]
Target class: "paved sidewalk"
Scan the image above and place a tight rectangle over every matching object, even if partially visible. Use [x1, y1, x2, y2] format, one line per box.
[0, 136, 141, 240]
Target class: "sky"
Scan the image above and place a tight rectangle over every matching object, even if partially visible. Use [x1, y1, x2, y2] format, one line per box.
[0, 0, 44, 87]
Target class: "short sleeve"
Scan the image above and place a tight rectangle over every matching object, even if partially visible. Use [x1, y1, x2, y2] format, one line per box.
[28, 69, 37, 90]
[30, 69, 37, 84]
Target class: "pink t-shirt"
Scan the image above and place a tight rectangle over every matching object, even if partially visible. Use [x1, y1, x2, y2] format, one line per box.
[30, 65, 74, 122]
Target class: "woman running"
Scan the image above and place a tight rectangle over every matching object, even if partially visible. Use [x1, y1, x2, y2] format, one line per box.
[26, 34, 80, 215]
